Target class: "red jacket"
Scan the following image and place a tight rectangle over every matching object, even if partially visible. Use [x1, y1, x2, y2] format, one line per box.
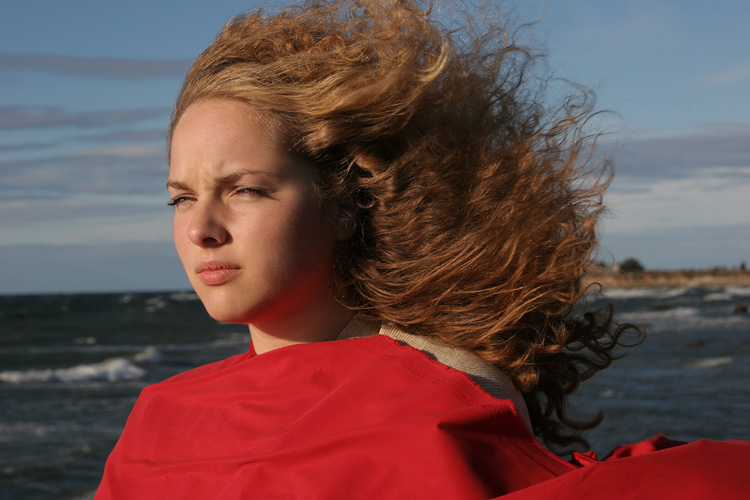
[96, 335, 749, 499]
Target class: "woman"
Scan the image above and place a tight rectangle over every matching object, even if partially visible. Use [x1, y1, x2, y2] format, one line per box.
[96, 1, 748, 498]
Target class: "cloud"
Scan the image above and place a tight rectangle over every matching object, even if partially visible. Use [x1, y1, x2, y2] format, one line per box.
[605, 171, 750, 233]
[0, 206, 173, 246]
[0, 53, 191, 79]
[0, 144, 167, 195]
[0, 105, 169, 130]
[0, 193, 168, 226]
[0, 141, 57, 153]
[612, 125, 750, 185]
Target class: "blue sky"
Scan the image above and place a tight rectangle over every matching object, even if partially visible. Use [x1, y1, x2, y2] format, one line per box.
[1, 0, 748, 294]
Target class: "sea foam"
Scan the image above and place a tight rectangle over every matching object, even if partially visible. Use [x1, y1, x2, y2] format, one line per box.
[0, 357, 145, 384]
[617, 306, 700, 324]
[600, 287, 689, 300]
[726, 286, 750, 298]
[685, 357, 733, 369]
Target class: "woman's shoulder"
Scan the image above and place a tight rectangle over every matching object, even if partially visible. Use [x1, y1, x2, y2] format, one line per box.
[137, 324, 530, 435]
[101, 329, 572, 498]
[337, 320, 532, 427]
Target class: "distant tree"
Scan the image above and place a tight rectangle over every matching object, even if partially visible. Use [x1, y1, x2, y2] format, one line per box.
[741, 261, 747, 272]
[619, 258, 645, 273]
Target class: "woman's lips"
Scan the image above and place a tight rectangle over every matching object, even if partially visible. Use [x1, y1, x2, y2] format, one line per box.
[196, 262, 241, 286]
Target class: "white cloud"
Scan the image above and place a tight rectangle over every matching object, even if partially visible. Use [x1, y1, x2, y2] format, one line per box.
[0, 209, 173, 247]
[0, 144, 167, 194]
[612, 126, 750, 183]
[604, 169, 750, 233]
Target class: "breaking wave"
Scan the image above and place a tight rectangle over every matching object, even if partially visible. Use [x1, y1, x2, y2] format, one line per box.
[0, 355, 150, 384]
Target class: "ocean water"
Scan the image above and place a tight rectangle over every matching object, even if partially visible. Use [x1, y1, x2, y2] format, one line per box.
[1, 287, 749, 499]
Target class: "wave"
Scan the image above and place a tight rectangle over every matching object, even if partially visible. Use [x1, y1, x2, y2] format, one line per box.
[0, 357, 146, 384]
[151, 331, 248, 350]
[132, 345, 162, 363]
[704, 292, 732, 301]
[726, 286, 750, 298]
[685, 357, 733, 369]
[168, 291, 199, 301]
[598, 287, 690, 300]
[594, 285, 750, 303]
[618, 306, 700, 323]
[596, 389, 624, 399]
[144, 296, 167, 313]
[615, 306, 750, 334]
[0, 342, 165, 357]
[208, 333, 250, 348]
[71, 492, 96, 500]
[116, 291, 200, 311]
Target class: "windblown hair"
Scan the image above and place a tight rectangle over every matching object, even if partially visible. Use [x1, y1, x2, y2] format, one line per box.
[170, 0, 640, 453]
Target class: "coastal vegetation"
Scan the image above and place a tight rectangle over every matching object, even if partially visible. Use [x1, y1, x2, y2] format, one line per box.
[584, 259, 750, 289]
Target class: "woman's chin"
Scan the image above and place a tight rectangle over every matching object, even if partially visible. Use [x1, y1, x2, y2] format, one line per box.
[196, 294, 254, 325]
[203, 306, 252, 325]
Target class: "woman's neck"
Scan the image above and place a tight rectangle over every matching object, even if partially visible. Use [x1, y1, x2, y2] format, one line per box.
[247, 296, 354, 355]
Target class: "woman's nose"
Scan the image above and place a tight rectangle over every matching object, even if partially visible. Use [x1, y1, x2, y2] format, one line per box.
[187, 201, 229, 247]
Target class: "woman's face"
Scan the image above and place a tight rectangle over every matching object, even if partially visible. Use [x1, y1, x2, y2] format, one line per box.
[168, 99, 345, 328]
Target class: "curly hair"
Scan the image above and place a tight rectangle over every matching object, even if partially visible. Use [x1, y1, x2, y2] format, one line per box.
[169, 0, 641, 453]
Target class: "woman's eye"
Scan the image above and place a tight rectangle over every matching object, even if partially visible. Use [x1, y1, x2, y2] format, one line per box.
[235, 187, 268, 198]
[167, 196, 194, 208]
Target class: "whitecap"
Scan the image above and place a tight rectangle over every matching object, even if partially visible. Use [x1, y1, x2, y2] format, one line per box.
[209, 333, 251, 348]
[617, 306, 700, 323]
[144, 296, 167, 313]
[598, 288, 658, 299]
[169, 291, 199, 301]
[73, 337, 97, 345]
[596, 389, 624, 399]
[685, 357, 733, 369]
[0, 358, 145, 384]
[617, 307, 750, 334]
[727, 286, 750, 298]
[71, 491, 97, 500]
[601, 287, 689, 300]
[704, 292, 731, 302]
[118, 293, 134, 304]
[132, 346, 162, 363]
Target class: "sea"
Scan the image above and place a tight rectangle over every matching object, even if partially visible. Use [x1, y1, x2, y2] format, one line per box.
[1, 286, 749, 499]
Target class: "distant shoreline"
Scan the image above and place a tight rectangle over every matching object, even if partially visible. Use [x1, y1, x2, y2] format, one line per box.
[582, 269, 750, 290]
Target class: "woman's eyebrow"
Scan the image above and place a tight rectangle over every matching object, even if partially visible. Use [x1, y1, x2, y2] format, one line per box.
[166, 180, 190, 190]
[214, 169, 280, 186]
[166, 170, 283, 190]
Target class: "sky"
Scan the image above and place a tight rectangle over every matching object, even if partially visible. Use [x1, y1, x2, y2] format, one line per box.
[0, 0, 748, 294]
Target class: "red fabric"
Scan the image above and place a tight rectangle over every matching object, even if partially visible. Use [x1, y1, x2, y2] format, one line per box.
[96, 335, 749, 499]
[500, 438, 750, 499]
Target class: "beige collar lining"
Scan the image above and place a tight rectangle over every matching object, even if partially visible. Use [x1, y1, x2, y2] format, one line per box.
[337, 318, 532, 431]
